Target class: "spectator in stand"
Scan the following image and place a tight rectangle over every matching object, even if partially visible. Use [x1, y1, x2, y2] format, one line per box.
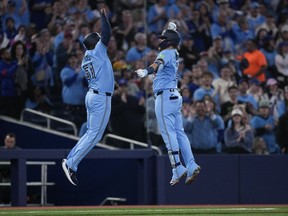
[207, 35, 224, 78]
[186, 8, 212, 52]
[193, 71, 218, 103]
[167, 0, 190, 33]
[53, 17, 77, 53]
[221, 85, 244, 127]
[253, 137, 269, 155]
[241, 39, 268, 84]
[224, 108, 254, 154]
[0, 30, 10, 49]
[0, 47, 19, 118]
[147, 0, 169, 34]
[180, 85, 193, 103]
[46, 0, 66, 32]
[1, 133, 20, 149]
[4, 17, 17, 42]
[67, 0, 96, 24]
[55, 31, 75, 81]
[197, 56, 209, 73]
[277, 85, 288, 117]
[260, 12, 278, 38]
[13, 25, 30, 47]
[246, 2, 265, 33]
[210, 11, 234, 51]
[276, 25, 288, 46]
[0, 132, 21, 204]
[110, 78, 146, 145]
[212, 0, 235, 23]
[30, 0, 52, 31]
[60, 52, 87, 128]
[11, 40, 34, 115]
[179, 34, 199, 69]
[263, 78, 284, 124]
[125, 32, 151, 65]
[212, 65, 236, 105]
[260, 35, 277, 79]
[277, 7, 288, 26]
[147, 32, 160, 51]
[275, 41, 288, 88]
[247, 78, 264, 104]
[113, 9, 136, 51]
[232, 16, 254, 50]
[25, 85, 54, 114]
[11, 0, 30, 27]
[255, 26, 269, 48]
[30, 33, 54, 93]
[205, 96, 225, 151]
[189, 65, 202, 94]
[276, 109, 288, 154]
[183, 99, 223, 154]
[237, 77, 258, 115]
[1, 0, 22, 33]
[250, 100, 280, 154]
[221, 48, 241, 80]
[108, 35, 125, 65]
[177, 57, 190, 80]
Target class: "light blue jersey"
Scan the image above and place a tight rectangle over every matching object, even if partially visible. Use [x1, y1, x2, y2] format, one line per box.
[82, 41, 114, 93]
[153, 49, 179, 94]
[153, 48, 199, 185]
[135, 23, 200, 186]
[62, 10, 115, 186]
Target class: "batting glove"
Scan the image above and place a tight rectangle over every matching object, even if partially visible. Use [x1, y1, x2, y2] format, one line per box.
[135, 69, 148, 78]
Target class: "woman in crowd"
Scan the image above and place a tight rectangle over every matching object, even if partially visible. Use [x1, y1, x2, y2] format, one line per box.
[224, 108, 254, 153]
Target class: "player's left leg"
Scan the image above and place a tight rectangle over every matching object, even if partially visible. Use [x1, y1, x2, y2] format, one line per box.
[63, 93, 111, 185]
[175, 98, 200, 185]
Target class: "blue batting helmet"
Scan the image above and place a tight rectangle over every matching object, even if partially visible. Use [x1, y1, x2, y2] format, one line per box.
[158, 29, 181, 49]
[83, 32, 101, 50]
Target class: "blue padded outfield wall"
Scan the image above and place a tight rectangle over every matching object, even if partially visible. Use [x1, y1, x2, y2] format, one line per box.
[1, 117, 288, 205]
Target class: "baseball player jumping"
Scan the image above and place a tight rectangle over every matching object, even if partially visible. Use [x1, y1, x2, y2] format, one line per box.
[62, 8, 114, 186]
[135, 22, 201, 186]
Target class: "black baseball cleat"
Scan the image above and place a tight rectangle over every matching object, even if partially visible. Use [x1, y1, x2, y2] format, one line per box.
[62, 159, 78, 186]
[185, 166, 201, 185]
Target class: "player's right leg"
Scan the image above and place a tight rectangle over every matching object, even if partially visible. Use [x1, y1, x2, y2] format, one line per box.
[175, 108, 201, 185]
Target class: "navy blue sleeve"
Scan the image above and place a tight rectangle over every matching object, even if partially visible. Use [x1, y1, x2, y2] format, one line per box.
[100, 12, 111, 47]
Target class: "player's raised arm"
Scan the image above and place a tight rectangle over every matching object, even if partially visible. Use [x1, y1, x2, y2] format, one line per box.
[100, 8, 111, 47]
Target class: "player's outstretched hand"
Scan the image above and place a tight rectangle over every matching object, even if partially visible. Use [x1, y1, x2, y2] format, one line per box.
[135, 69, 148, 78]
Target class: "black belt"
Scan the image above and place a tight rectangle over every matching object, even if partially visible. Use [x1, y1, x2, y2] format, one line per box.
[92, 90, 112, 96]
[156, 89, 176, 96]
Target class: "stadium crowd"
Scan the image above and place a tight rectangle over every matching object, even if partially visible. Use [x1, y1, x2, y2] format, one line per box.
[0, 0, 288, 154]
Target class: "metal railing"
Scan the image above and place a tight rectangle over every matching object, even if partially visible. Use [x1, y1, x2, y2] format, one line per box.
[20, 108, 78, 136]
[0, 161, 55, 206]
[102, 133, 162, 155]
[99, 197, 127, 206]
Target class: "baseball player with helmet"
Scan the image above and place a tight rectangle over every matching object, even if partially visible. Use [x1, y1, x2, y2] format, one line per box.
[135, 22, 201, 186]
[62, 8, 114, 186]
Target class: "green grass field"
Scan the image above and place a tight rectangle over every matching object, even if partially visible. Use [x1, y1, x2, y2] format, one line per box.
[1, 206, 288, 216]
